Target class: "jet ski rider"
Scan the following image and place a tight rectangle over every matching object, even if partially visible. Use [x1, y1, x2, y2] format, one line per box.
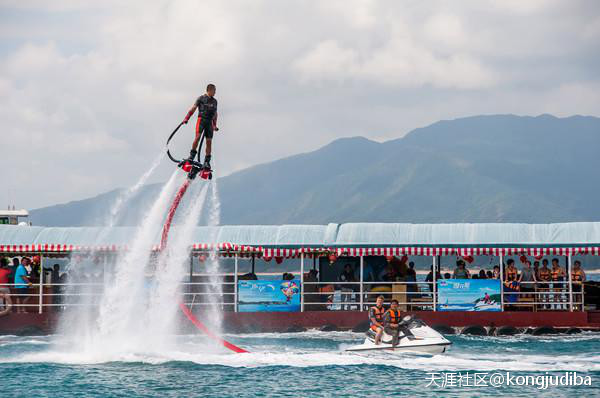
[369, 295, 386, 345]
[384, 299, 402, 346]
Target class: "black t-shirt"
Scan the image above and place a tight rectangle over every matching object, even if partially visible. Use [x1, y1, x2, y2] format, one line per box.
[195, 94, 218, 121]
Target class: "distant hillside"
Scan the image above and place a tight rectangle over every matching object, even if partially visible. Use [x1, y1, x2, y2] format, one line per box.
[30, 114, 600, 226]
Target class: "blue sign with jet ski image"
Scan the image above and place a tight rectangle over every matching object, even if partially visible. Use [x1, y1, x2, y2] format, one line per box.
[238, 280, 301, 312]
[437, 279, 501, 311]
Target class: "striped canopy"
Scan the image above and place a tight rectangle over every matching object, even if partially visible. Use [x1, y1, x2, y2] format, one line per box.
[1, 222, 600, 257]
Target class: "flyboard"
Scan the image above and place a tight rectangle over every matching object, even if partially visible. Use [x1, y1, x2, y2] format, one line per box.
[162, 123, 248, 354]
[166, 122, 213, 181]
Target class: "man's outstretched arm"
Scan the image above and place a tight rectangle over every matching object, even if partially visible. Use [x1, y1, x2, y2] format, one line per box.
[183, 104, 197, 124]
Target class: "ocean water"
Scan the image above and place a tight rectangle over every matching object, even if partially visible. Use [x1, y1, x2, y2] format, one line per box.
[1, 331, 598, 397]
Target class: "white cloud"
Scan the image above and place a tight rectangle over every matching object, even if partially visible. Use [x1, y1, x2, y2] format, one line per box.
[0, 0, 598, 209]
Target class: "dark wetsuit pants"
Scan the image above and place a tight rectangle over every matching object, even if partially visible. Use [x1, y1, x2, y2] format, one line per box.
[196, 118, 214, 140]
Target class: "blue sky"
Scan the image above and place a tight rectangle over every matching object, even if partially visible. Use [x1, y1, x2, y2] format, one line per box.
[1, 1, 599, 209]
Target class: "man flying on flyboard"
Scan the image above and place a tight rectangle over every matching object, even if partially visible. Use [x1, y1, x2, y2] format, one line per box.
[182, 83, 219, 171]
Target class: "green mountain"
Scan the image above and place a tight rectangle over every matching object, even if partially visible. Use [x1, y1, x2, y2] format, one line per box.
[30, 114, 600, 226]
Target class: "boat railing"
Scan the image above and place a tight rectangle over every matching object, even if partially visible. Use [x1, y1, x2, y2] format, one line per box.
[0, 279, 587, 314]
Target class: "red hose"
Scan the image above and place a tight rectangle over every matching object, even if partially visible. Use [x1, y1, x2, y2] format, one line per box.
[160, 177, 248, 353]
[179, 302, 248, 353]
[160, 179, 191, 250]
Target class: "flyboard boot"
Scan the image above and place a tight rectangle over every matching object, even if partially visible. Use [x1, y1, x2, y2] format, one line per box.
[198, 154, 212, 180]
[203, 155, 211, 171]
[188, 149, 198, 162]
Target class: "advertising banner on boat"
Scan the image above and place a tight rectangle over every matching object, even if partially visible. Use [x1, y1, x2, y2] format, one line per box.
[238, 280, 301, 312]
[437, 279, 501, 311]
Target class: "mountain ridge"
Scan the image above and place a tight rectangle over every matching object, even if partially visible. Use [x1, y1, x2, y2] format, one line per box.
[30, 114, 600, 226]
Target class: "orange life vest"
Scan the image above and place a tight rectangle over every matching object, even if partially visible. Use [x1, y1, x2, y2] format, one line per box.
[386, 309, 401, 325]
[572, 270, 584, 282]
[538, 267, 551, 281]
[551, 267, 563, 281]
[506, 267, 518, 281]
[370, 305, 385, 325]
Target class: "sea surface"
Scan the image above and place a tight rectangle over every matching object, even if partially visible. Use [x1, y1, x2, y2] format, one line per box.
[1, 331, 598, 397]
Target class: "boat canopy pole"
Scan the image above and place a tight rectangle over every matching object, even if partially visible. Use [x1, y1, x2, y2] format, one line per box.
[499, 255, 505, 310]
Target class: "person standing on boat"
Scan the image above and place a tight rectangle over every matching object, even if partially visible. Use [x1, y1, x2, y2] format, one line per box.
[182, 84, 219, 169]
[383, 299, 401, 346]
[571, 260, 586, 310]
[550, 258, 566, 310]
[452, 260, 471, 279]
[538, 259, 551, 309]
[369, 295, 386, 345]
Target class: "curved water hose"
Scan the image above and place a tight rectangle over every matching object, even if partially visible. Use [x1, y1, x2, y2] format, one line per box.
[179, 301, 248, 353]
[166, 122, 184, 164]
[160, 179, 191, 250]
[160, 177, 248, 353]
[165, 122, 205, 165]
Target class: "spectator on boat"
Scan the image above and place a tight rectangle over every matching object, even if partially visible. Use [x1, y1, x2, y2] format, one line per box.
[13, 259, 33, 313]
[0, 259, 12, 314]
[383, 299, 401, 346]
[486, 270, 493, 279]
[362, 261, 375, 283]
[492, 265, 500, 279]
[538, 260, 551, 282]
[407, 262, 417, 280]
[478, 269, 487, 279]
[571, 260, 586, 310]
[406, 262, 418, 297]
[425, 265, 442, 293]
[379, 262, 397, 282]
[369, 295, 386, 345]
[0, 257, 9, 284]
[443, 272, 451, 279]
[452, 260, 470, 279]
[30, 255, 41, 280]
[339, 264, 357, 310]
[537, 260, 552, 309]
[504, 259, 518, 283]
[45, 264, 65, 309]
[519, 260, 536, 298]
[503, 259, 520, 304]
[551, 258, 566, 310]
[533, 261, 540, 280]
[384, 256, 408, 281]
[8, 257, 19, 285]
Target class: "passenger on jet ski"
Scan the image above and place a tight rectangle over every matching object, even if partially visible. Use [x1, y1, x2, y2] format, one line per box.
[368, 295, 386, 345]
[383, 299, 402, 346]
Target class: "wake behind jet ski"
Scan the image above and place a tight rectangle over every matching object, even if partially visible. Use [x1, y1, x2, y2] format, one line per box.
[346, 315, 451, 355]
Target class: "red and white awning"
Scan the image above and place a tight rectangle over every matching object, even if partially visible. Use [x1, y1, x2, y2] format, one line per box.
[2, 243, 600, 257]
[0, 244, 123, 253]
[335, 246, 600, 256]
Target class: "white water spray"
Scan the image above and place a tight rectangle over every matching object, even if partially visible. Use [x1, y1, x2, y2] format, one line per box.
[145, 181, 210, 347]
[58, 171, 182, 358]
[106, 152, 165, 227]
[96, 171, 181, 350]
[55, 154, 226, 359]
[202, 180, 224, 335]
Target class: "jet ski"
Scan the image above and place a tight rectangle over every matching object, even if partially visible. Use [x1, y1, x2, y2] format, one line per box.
[346, 315, 451, 355]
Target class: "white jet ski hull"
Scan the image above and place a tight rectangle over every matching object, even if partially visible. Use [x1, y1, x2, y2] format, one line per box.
[345, 339, 451, 355]
[346, 318, 451, 355]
